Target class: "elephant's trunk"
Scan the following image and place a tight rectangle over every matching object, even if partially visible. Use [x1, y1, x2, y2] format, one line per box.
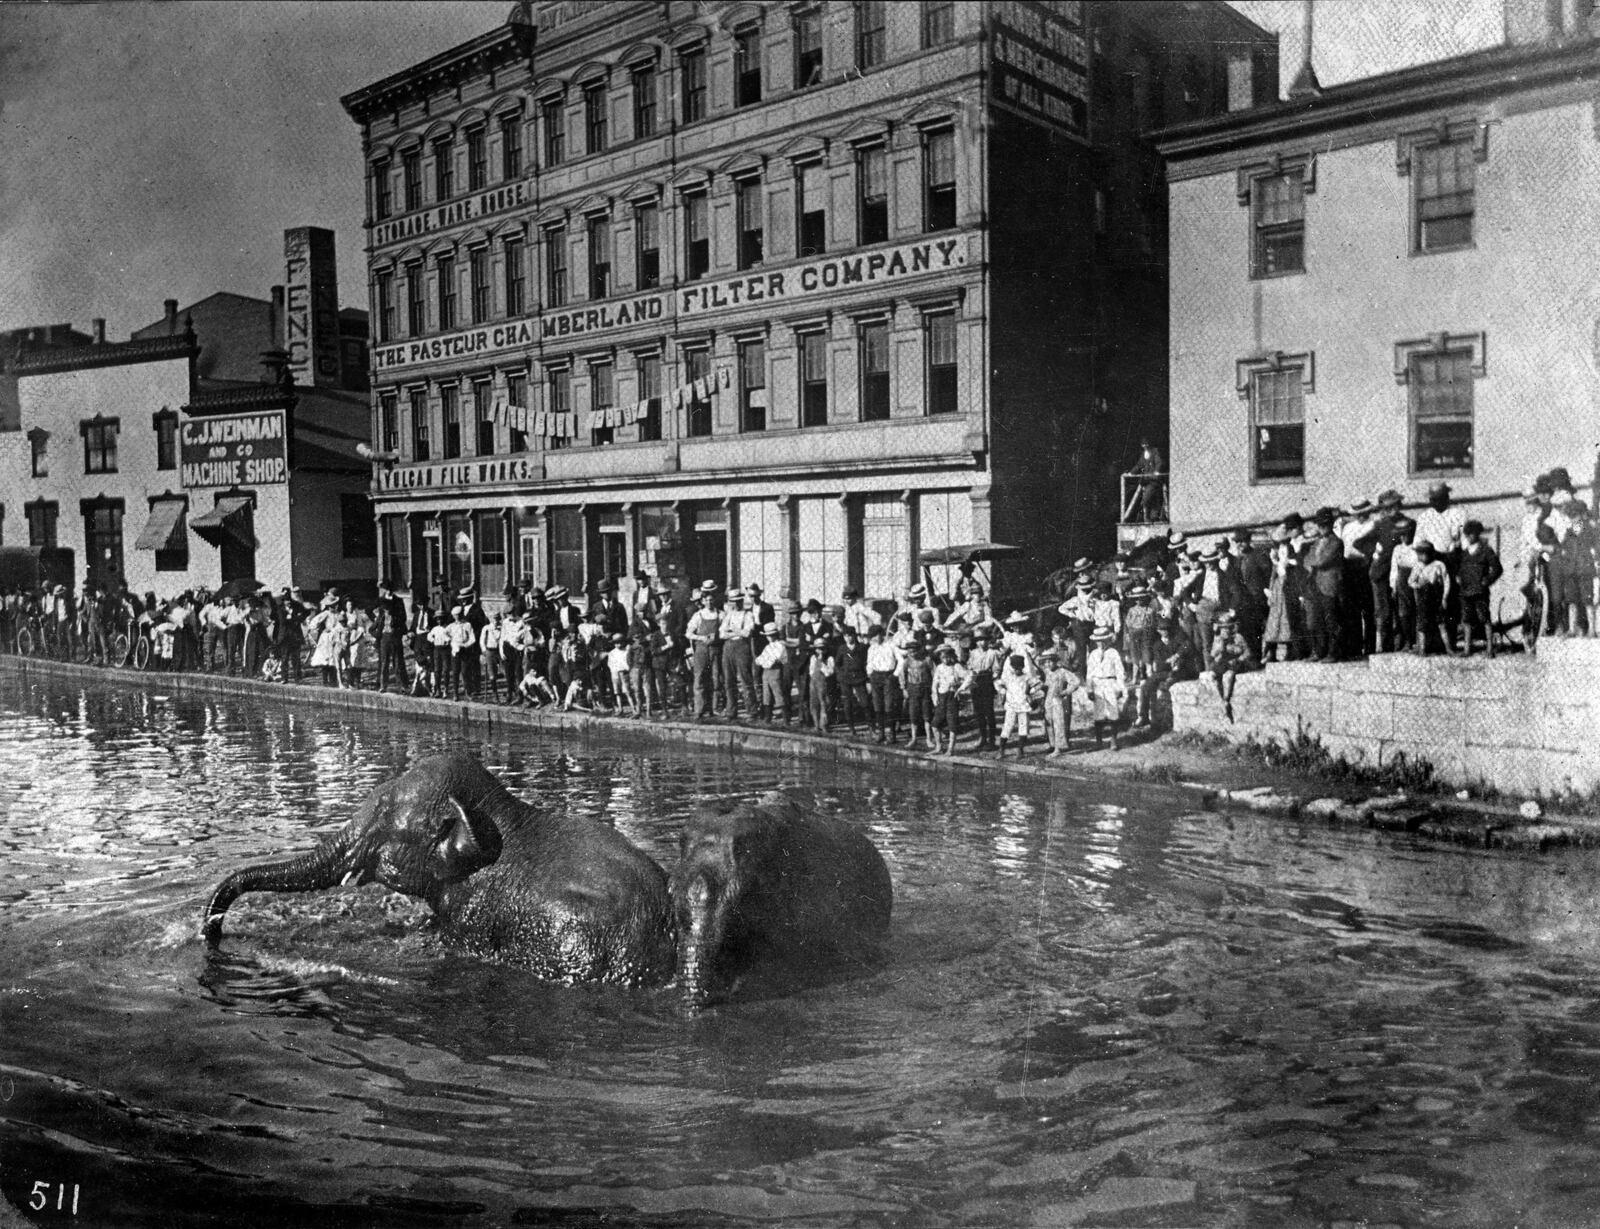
[201, 834, 351, 945]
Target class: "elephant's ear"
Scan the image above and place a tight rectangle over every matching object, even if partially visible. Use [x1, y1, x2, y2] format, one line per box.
[431, 796, 504, 884]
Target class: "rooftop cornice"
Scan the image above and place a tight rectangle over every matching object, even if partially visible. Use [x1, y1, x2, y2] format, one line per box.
[342, 23, 534, 123]
[1154, 36, 1600, 161]
[184, 383, 296, 415]
[9, 332, 198, 376]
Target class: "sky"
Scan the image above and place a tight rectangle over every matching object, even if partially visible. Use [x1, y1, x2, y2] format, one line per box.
[0, 1, 1504, 341]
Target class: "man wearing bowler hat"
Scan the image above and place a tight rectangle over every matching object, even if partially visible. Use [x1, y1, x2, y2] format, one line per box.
[1301, 508, 1345, 661]
[1367, 490, 1407, 652]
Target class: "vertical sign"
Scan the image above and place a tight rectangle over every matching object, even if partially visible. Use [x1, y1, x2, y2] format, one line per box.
[283, 227, 343, 387]
[989, 0, 1091, 142]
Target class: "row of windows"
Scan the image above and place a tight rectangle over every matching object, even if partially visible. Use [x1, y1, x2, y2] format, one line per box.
[1246, 136, 1480, 278]
[378, 312, 958, 460]
[369, 1, 959, 222]
[26, 414, 179, 480]
[1247, 347, 1476, 483]
[372, 132, 955, 343]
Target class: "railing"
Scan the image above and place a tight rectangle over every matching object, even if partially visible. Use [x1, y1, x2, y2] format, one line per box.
[1119, 469, 1168, 524]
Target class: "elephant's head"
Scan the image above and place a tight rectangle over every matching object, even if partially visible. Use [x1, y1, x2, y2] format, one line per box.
[202, 753, 512, 945]
[669, 795, 794, 995]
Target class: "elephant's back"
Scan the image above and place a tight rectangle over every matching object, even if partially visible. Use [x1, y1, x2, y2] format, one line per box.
[783, 813, 894, 935]
[444, 816, 675, 985]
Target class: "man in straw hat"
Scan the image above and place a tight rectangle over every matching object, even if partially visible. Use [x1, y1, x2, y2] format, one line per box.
[718, 583, 759, 719]
[1085, 625, 1127, 751]
[685, 580, 723, 719]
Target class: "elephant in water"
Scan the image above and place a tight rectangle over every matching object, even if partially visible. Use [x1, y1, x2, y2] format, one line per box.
[670, 792, 893, 1001]
[202, 752, 677, 987]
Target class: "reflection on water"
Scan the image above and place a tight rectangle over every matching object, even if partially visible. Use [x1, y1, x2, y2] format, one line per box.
[5, 672, 1600, 1226]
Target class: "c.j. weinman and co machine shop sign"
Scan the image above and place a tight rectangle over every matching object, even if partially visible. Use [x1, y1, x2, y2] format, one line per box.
[181, 411, 288, 487]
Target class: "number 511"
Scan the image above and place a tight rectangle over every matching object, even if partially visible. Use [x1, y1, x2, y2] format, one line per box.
[28, 1181, 80, 1214]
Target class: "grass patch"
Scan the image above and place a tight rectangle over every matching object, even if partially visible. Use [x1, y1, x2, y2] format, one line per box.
[1171, 723, 1438, 795]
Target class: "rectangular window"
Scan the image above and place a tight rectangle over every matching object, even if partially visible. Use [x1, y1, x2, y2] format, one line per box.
[550, 506, 584, 594]
[469, 246, 490, 324]
[500, 112, 522, 179]
[546, 225, 568, 307]
[405, 261, 424, 336]
[83, 419, 118, 474]
[680, 46, 707, 122]
[466, 125, 487, 191]
[924, 128, 956, 231]
[84, 504, 124, 591]
[860, 493, 909, 602]
[922, 0, 955, 47]
[860, 322, 890, 421]
[637, 352, 662, 441]
[734, 26, 762, 107]
[857, 0, 886, 69]
[376, 269, 396, 342]
[542, 97, 565, 166]
[382, 514, 409, 590]
[29, 432, 47, 478]
[477, 511, 507, 598]
[436, 254, 456, 330]
[737, 499, 784, 597]
[683, 192, 709, 280]
[588, 215, 611, 299]
[590, 361, 615, 446]
[402, 148, 421, 211]
[1249, 367, 1305, 481]
[1410, 350, 1474, 473]
[473, 380, 495, 455]
[798, 162, 826, 257]
[154, 503, 188, 572]
[506, 372, 529, 452]
[737, 179, 763, 269]
[433, 137, 454, 202]
[796, 496, 846, 602]
[409, 387, 430, 461]
[547, 366, 571, 450]
[380, 391, 399, 453]
[684, 348, 712, 437]
[341, 493, 376, 559]
[795, 5, 823, 87]
[584, 84, 607, 154]
[443, 511, 473, 594]
[441, 384, 461, 459]
[859, 145, 888, 244]
[156, 415, 177, 469]
[739, 339, 766, 432]
[27, 502, 57, 549]
[1252, 170, 1305, 277]
[925, 311, 957, 414]
[632, 64, 657, 137]
[1416, 140, 1475, 252]
[504, 234, 526, 316]
[799, 331, 828, 427]
[636, 201, 661, 287]
[372, 158, 392, 221]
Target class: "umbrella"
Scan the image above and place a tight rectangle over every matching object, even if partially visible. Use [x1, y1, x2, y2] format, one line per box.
[212, 577, 266, 602]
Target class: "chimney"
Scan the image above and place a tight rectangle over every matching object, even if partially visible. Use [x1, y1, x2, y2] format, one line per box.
[1287, 0, 1322, 100]
[91, 319, 105, 344]
[269, 285, 285, 352]
[164, 299, 178, 335]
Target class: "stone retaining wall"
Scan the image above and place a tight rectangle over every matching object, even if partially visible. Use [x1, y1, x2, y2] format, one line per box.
[1171, 639, 1600, 798]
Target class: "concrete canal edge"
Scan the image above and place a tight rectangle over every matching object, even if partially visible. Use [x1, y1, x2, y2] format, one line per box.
[4, 655, 1598, 853]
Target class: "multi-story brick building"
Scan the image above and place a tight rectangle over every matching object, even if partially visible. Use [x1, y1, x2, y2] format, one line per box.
[344, 0, 1274, 609]
[1158, 0, 1600, 596]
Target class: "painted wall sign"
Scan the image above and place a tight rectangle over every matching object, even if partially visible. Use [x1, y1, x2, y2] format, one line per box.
[372, 181, 533, 249]
[377, 455, 541, 493]
[373, 319, 541, 373]
[990, 0, 1090, 141]
[284, 228, 343, 387]
[180, 410, 288, 488]
[677, 237, 968, 317]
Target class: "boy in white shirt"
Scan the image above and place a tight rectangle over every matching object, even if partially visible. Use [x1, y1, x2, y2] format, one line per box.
[606, 632, 636, 715]
[755, 620, 789, 722]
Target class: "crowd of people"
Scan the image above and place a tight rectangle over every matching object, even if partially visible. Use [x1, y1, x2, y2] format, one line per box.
[2, 464, 1592, 757]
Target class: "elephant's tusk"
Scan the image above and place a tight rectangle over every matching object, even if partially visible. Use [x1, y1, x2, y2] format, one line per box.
[340, 869, 361, 887]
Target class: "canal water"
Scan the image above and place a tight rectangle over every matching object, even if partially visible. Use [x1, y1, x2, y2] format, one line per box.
[3, 674, 1600, 1227]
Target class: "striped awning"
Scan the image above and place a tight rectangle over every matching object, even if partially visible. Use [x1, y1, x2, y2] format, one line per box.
[133, 500, 187, 551]
[189, 495, 256, 549]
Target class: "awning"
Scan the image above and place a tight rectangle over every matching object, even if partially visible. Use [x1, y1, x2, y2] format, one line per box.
[189, 495, 256, 549]
[133, 500, 187, 552]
